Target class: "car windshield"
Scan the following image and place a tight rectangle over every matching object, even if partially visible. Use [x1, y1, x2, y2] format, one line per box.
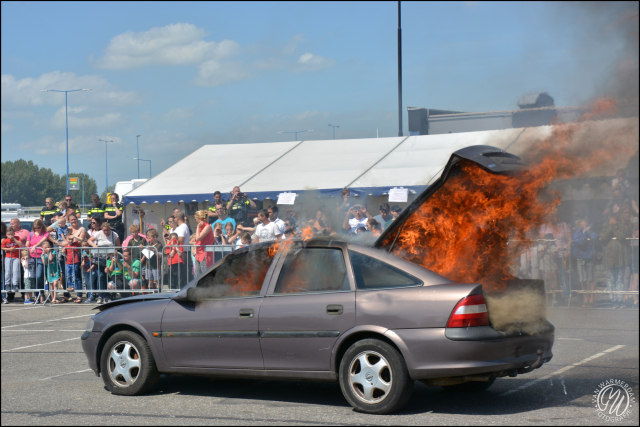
[193, 248, 274, 299]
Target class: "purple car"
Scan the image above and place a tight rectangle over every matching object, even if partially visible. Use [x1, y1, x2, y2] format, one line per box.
[81, 146, 555, 414]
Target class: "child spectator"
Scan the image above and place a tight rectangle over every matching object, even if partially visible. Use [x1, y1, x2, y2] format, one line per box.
[42, 241, 60, 303]
[64, 225, 83, 303]
[125, 224, 147, 264]
[237, 232, 252, 248]
[81, 240, 96, 303]
[105, 248, 141, 300]
[21, 250, 35, 304]
[165, 232, 185, 289]
[141, 229, 163, 292]
[2, 228, 21, 297]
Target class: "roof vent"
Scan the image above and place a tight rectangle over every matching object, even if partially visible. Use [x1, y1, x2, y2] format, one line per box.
[517, 92, 555, 109]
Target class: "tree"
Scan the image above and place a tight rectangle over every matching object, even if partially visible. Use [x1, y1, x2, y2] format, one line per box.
[100, 185, 116, 203]
[1, 159, 98, 207]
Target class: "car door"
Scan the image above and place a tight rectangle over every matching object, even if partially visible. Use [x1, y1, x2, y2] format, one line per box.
[259, 244, 356, 371]
[161, 247, 277, 369]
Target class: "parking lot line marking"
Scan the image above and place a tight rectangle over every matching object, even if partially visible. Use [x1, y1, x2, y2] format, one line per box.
[1, 314, 93, 329]
[1, 337, 80, 352]
[1, 307, 43, 313]
[501, 345, 626, 396]
[40, 369, 92, 381]
[1, 330, 55, 332]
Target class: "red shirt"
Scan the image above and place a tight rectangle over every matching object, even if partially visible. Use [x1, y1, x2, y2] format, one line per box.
[65, 241, 81, 264]
[1, 238, 21, 258]
[165, 240, 184, 265]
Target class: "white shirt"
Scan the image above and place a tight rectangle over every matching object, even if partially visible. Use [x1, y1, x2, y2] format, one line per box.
[273, 217, 286, 235]
[253, 222, 282, 243]
[348, 217, 368, 234]
[174, 223, 190, 243]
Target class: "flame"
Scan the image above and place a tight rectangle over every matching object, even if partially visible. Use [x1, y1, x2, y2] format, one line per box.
[301, 226, 315, 241]
[387, 99, 638, 291]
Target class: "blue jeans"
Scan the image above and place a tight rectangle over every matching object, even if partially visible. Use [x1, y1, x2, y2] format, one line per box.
[34, 258, 45, 299]
[85, 267, 107, 299]
[607, 267, 623, 303]
[66, 263, 83, 298]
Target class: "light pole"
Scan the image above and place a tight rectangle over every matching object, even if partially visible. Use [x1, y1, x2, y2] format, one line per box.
[98, 139, 114, 196]
[41, 88, 91, 193]
[133, 158, 152, 178]
[328, 124, 339, 140]
[397, 0, 403, 137]
[136, 135, 141, 179]
[277, 129, 314, 141]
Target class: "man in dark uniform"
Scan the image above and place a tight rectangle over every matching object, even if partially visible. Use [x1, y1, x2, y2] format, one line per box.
[104, 193, 125, 241]
[207, 191, 225, 224]
[87, 194, 107, 222]
[226, 186, 256, 226]
[64, 194, 80, 213]
[40, 197, 60, 227]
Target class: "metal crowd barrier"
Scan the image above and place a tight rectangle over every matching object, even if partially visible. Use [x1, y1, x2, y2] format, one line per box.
[2, 243, 237, 304]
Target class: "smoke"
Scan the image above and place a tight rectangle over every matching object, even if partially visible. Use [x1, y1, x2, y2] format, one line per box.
[486, 286, 548, 335]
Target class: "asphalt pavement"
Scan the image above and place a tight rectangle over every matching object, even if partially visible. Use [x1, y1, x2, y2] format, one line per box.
[1, 302, 638, 426]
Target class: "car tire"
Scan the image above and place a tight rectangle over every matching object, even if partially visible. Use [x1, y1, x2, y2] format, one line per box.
[339, 338, 413, 414]
[442, 377, 496, 393]
[100, 330, 159, 395]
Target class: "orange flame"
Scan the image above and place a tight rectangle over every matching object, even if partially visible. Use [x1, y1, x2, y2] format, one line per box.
[387, 99, 638, 291]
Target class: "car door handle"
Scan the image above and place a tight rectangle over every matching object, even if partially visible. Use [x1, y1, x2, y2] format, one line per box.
[239, 309, 254, 319]
[326, 305, 343, 315]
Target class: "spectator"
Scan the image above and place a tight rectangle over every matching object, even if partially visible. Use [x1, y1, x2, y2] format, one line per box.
[42, 241, 60, 303]
[1, 222, 6, 304]
[57, 200, 68, 217]
[64, 213, 84, 303]
[21, 250, 36, 304]
[88, 223, 121, 304]
[603, 189, 629, 218]
[48, 213, 71, 302]
[7, 218, 30, 303]
[538, 233, 559, 296]
[227, 186, 257, 225]
[2, 228, 21, 301]
[125, 224, 147, 264]
[142, 229, 163, 292]
[237, 232, 253, 248]
[600, 211, 631, 309]
[282, 218, 301, 240]
[104, 193, 124, 240]
[213, 207, 236, 235]
[26, 219, 50, 304]
[342, 204, 373, 235]
[106, 248, 141, 300]
[355, 226, 369, 235]
[631, 223, 639, 309]
[267, 205, 286, 235]
[194, 210, 214, 276]
[309, 208, 328, 233]
[64, 194, 80, 213]
[221, 222, 240, 246]
[87, 216, 102, 238]
[373, 203, 394, 230]
[173, 208, 193, 235]
[390, 205, 402, 220]
[40, 198, 60, 227]
[207, 191, 225, 224]
[241, 209, 282, 243]
[572, 219, 598, 308]
[539, 215, 572, 302]
[368, 218, 382, 237]
[173, 212, 191, 245]
[81, 239, 97, 303]
[612, 168, 631, 195]
[336, 188, 353, 221]
[160, 216, 176, 245]
[165, 232, 185, 289]
[87, 194, 107, 222]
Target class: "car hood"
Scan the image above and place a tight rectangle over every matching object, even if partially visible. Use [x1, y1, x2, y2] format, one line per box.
[94, 292, 176, 311]
[374, 145, 527, 250]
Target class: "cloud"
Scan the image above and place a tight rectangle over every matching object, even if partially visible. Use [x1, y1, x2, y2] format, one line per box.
[295, 110, 319, 121]
[95, 23, 241, 69]
[18, 134, 124, 156]
[50, 106, 124, 129]
[282, 33, 307, 56]
[295, 53, 336, 73]
[1, 71, 139, 107]
[195, 60, 251, 86]
[163, 107, 194, 121]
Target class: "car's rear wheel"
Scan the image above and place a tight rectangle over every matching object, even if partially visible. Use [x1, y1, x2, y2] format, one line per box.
[442, 377, 496, 392]
[339, 339, 413, 414]
[100, 330, 159, 395]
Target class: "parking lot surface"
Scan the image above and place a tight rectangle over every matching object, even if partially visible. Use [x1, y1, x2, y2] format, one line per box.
[2, 303, 638, 426]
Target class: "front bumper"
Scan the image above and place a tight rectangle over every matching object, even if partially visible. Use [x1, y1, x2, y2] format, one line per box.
[81, 331, 103, 376]
[388, 327, 554, 380]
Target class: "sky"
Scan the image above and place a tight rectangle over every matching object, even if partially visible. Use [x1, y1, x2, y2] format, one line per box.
[1, 1, 637, 194]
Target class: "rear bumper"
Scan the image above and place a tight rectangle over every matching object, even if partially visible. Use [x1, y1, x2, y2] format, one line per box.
[81, 331, 102, 376]
[387, 327, 554, 380]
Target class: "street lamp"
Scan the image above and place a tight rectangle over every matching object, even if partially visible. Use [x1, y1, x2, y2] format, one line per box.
[277, 129, 314, 141]
[328, 124, 339, 140]
[98, 139, 114, 195]
[41, 88, 91, 193]
[136, 135, 141, 179]
[133, 158, 152, 178]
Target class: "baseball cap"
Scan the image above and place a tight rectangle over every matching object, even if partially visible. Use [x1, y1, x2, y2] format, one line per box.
[391, 205, 402, 213]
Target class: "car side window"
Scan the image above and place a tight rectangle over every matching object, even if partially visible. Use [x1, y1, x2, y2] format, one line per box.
[348, 251, 422, 290]
[274, 248, 350, 294]
[194, 248, 273, 299]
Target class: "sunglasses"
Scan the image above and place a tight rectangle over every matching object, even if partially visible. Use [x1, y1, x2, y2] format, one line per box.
[65, 199, 71, 201]
[33, 226, 42, 229]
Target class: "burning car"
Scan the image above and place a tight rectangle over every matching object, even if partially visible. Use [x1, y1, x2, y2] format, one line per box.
[81, 146, 555, 415]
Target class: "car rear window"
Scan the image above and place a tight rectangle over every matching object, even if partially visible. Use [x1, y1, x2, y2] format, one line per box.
[348, 251, 422, 290]
[275, 248, 350, 294]
[195, 248, 273, 299]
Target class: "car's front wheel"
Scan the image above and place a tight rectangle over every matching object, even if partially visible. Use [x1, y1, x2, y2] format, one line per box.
[100, 330, 159, 395]
[339, 338, 413, 414]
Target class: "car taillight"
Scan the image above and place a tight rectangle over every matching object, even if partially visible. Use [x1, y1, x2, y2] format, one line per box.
[446, 294, 489, 328]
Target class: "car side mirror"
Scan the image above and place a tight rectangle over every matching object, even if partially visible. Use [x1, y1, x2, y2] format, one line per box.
[186, 287, 197, 301]
[171, 288, 196, 302]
